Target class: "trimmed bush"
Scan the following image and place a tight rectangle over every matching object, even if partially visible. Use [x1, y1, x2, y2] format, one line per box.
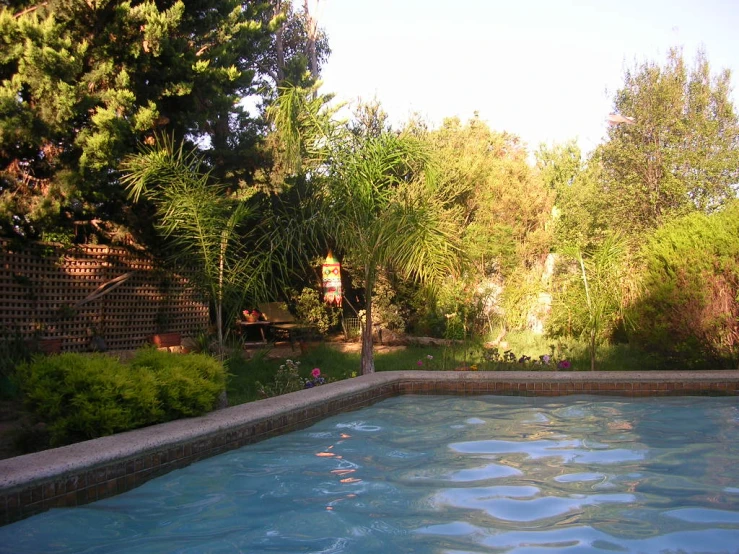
[129, 348, 227, 419]
[16, 350, 227, 447]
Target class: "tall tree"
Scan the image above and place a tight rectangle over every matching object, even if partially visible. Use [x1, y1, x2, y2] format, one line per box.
[0, 0, 274, 242]
[599, 48, 739, 235]
[536, 141, 611, 251]
[270, 86, 463, 374]
[418, 116, 554, 335]
[426, 117, 553, 278]
[258, 0, 330, 88]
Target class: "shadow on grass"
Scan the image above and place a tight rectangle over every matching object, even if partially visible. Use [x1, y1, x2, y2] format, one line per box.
[225, 337, 710, 406]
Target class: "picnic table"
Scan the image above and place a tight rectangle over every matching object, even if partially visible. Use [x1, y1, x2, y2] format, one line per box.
[238, 302, 308, 347]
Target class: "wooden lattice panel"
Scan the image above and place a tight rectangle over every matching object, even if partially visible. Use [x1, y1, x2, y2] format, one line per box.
[1, 241, 209, 352]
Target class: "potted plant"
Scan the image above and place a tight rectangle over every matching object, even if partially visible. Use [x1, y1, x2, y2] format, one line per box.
[243, 309, 261, 323]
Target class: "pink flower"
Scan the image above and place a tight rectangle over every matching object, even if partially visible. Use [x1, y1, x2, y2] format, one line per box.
[557, 360, 571, 370]
[417, 360, 423, 366]
[311, 368, 321, 378]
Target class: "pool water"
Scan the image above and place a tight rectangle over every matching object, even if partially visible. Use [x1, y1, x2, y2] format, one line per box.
[2, 395, 739, 553]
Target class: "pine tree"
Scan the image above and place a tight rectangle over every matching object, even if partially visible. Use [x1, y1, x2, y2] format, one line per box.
[0, 0, 275, 242]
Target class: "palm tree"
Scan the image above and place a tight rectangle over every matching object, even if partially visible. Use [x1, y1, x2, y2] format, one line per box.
[121, 135, 275, 358]
[270, 86, 463, 374]
[565, 234, 629, 370]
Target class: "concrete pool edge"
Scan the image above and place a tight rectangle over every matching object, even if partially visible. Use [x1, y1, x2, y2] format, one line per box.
[2, 369, 738, 525]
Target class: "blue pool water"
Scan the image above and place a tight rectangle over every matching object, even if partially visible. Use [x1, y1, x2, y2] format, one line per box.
[2, 395, 739, 553]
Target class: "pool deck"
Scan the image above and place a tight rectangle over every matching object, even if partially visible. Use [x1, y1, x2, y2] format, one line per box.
[2, 370, 738, 526]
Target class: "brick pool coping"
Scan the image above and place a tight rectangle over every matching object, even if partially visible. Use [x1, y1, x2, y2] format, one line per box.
[2, 369, 738, 526]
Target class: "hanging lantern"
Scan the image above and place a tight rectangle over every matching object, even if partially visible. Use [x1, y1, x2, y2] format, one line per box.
[322, 251, 342, 307]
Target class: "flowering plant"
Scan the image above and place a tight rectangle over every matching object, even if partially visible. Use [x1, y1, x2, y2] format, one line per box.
[415, 354, 436, 369]
[304, 367, 326, 388]
[256, 359, 303, 397]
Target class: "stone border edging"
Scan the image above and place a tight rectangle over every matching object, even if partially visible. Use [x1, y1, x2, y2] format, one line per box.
[2, 370, 738, 525]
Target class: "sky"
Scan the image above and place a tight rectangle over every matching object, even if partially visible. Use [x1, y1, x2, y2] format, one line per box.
[310, 0, 739, 155]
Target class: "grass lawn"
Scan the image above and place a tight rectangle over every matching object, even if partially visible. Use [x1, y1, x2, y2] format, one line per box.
[225, 337, 660, 405]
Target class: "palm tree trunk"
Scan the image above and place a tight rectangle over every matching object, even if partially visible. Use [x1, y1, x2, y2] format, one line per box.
[360, 270, 375, 375]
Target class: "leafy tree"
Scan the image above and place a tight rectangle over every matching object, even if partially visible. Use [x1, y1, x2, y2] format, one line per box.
[420, 116, 554, 335]
[537, 141, 610, 252]
[0, 0, 275, 242]
[257, 0, 330, 88]
[427, 117, 552, 273]
[598, 48, 739, 235]
[536, 139, 583, 192]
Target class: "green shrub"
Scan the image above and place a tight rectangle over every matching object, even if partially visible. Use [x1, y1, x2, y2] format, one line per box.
[628, 202, 739, 368]
[16, 350, 227, 448]
[293, 287, 340, 335]
[130, 348, 227, 418]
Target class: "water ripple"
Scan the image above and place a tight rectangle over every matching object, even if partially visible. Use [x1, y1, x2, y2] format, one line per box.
[1, 395, 738, 553]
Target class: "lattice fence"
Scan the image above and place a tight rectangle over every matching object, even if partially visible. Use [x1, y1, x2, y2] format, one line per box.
[1, 241, 210, 352]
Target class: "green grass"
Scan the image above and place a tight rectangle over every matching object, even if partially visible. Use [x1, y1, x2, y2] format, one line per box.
[223, 333, 668, 406]
[225, 344, 361, 405]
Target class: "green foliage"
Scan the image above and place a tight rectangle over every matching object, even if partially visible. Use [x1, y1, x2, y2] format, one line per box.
[0, 0, 277, 241]
[536, 140, 583, 192]
[270, 86, 464, 374]
[598, 48, 739, 235]
[293, 287, 339, 334]
[16, 350, 226, 448]
[129, 349, 227, 419]
[536, 140, 610, 251]
[628, 202, 739, 367]
[122, 135, 278, 355]
[549, 234, 631, 370]
[416, 116, 553, 335]
[0, 325, 31, 384]
[255, 358, 305, 398]
[426, 116, 554, 278]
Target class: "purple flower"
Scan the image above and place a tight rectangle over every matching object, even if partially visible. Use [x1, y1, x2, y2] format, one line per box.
[558, 360, 571, 370]
[417, 360, 423, 366]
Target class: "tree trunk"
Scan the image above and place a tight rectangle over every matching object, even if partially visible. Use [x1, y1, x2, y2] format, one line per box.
[360, 271, 375, 375]
[274, 0, 285, 83]
[303, 0, 319, 82]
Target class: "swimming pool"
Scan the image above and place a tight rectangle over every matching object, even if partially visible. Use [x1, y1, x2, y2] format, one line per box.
[1, 394, 738, 553]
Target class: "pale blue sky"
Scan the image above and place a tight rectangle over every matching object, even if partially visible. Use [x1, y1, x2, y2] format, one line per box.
[313, 0, 739, 154]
